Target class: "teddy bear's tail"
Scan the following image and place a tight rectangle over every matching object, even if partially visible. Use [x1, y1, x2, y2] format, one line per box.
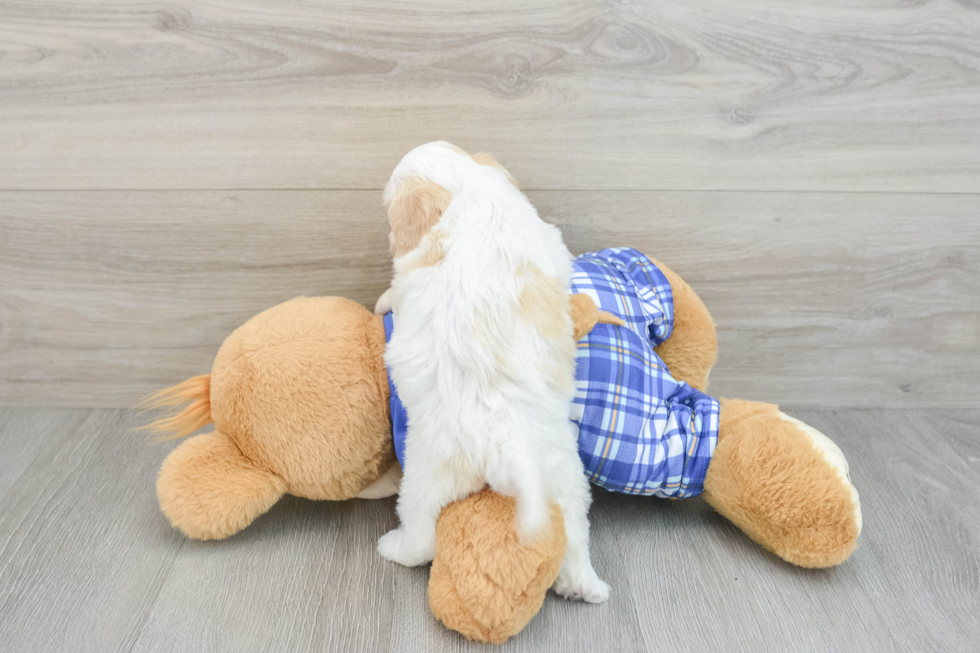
[141, 374, 285, 540]
[137, 374, 212, 440]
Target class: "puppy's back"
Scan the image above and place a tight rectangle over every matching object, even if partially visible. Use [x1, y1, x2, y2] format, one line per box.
[390, 186, 576, 401]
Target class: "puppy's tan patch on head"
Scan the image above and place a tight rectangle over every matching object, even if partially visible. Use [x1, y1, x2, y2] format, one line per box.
[399, 228, 449, 274]
[420, 229, 448, 267]
[471, 152, 502, 168]
[516, 264, 569, 340]
[446, 143, 470, 157]
[387, 177, 452, 257]
[418, 228, 449, 269]
[472, 152, 519, 189]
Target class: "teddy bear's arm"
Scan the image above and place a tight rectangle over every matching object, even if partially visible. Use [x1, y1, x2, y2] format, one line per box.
[569, 294, 624, 341]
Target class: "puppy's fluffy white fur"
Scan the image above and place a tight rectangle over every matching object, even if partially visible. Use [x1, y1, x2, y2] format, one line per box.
[376, 142, 609, 603]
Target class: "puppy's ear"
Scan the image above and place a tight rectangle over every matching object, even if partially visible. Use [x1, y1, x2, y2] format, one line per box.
[386, 176, 452, 256]
[472, 152, 519, 189]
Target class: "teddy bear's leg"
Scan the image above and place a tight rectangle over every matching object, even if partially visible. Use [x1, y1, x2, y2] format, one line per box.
[703, 399, 862, 568]
[648, 258, 717, 392]
[428, 489, 566, 644]
[157, 430, 287, 540]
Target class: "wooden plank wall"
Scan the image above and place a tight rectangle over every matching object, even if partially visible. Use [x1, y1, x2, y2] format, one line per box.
[1, 0, 978, 408]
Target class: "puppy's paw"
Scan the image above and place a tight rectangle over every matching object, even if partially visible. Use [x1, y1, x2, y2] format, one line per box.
[377, 528, 433, 567]
[554, 567, 611, 604]
[374, 288, 394, 315]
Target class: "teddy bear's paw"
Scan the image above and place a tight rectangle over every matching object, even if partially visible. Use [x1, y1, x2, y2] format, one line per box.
[377, 528, 434, 567]
[553, 567, 611, 604]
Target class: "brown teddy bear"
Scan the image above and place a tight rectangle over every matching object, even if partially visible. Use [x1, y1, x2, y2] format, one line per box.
[143, 252, 861, 644]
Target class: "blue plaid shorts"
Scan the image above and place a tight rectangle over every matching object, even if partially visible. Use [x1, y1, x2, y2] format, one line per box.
[383, 247, 719, 499]
[569, 248, 719, 498]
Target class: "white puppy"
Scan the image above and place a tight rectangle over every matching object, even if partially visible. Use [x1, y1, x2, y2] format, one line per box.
[375, 142, 609, 603]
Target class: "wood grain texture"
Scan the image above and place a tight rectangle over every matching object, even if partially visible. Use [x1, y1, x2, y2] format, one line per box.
[606, 407, 980, 652]
[2, 190, 976, 408]
[801, 409, 980, 651]
[1, 1, 979, 191]
[131, 496, 399, 653]
[0, 409, 186, 652]
[0, 408, 977, 651]
[0, 190, 391, 407]
[0, 407, 88, 501]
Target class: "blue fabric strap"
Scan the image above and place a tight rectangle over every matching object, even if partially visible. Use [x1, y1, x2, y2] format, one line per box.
[382, 312, 408, 469]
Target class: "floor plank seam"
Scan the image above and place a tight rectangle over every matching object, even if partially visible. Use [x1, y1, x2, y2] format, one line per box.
[126, 537, 186, 653]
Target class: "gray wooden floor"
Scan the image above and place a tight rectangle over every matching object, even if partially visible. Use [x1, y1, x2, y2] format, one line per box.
[0, 407, 977, 652]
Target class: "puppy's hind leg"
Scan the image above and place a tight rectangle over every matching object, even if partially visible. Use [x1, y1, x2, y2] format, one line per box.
[547, 438, 611, 603]
[378, 456, 472, 567]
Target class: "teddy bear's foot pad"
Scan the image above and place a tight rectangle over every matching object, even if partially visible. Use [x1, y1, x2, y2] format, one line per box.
[704, 399, 862, 568]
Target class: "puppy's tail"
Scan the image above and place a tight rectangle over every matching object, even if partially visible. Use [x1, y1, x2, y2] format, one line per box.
[485, 441, 549, 543]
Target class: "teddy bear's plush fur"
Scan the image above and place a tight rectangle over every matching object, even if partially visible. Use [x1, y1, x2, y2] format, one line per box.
[144, 255, 860, 643]
[429, 489, 567, 643]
